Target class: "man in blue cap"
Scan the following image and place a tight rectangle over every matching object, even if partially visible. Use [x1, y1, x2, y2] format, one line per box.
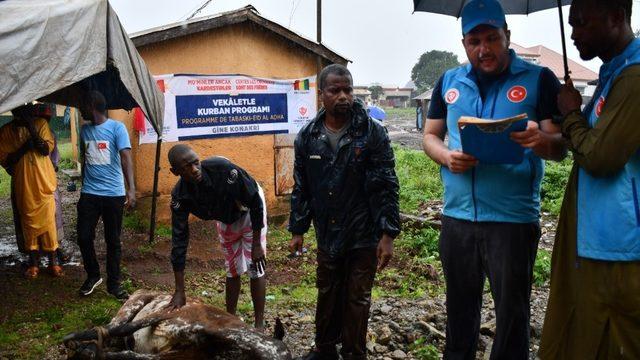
[422, 0, 567, 358]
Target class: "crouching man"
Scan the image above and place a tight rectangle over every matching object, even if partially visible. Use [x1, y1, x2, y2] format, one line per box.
[165, 144, 267, 330]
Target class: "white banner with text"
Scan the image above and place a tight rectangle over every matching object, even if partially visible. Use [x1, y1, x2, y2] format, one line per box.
[139, 74, 317, 144]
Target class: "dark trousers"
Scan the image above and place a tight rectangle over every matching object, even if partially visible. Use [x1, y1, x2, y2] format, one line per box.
[77, 193, 125, 290]
[440, 216, 540, 360]
[315, 247, 378, 360]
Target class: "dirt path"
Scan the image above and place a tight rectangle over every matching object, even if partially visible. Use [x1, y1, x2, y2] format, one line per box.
[385, 113, 425, 151]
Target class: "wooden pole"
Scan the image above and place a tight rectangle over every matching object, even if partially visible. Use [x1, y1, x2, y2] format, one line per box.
[317, 0, 323, 106]
[317, 0, 322, 44]
[148, 135, 162, 243]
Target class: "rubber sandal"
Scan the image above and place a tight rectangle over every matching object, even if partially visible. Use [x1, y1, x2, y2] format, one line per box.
[48, 265, 64, 277]
[24, 266, 39, 279]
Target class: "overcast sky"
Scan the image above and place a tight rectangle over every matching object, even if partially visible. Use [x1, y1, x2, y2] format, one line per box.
[110, 0, 640, 87]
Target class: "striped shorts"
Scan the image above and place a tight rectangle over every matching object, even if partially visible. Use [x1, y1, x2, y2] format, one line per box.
[216, 186, 267, 279]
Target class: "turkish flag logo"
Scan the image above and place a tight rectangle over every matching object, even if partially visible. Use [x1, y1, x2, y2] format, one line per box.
[507, 85, 527, 103]
[595, 96, 605, 117]
[97, 142, 107, 150]
[445, 88, 460, 104]
[299, 106, 308, 116]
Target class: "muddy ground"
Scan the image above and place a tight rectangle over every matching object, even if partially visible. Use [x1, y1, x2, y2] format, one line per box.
[0, 112, 557, 359]
[385, 115, 425, 151]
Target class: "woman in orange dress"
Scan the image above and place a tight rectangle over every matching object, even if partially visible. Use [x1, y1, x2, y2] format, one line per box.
[0, 105, 61, 278]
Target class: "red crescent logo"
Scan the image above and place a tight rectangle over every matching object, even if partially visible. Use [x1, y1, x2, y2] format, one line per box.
[595, 96, 605, 117]
[507, 85, 527, 103]
[445, 88, 460, 104]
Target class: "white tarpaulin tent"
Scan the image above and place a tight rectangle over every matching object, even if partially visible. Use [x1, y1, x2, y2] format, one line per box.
[0, 0, 163, 129]
[0, 0, 165, 241]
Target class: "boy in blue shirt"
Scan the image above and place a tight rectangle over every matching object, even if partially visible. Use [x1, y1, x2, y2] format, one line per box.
[77, 91, 136, 300]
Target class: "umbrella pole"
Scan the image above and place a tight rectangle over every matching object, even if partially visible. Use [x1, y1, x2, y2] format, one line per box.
[148, 136, 162, 243]
[557, 0, 570, 81]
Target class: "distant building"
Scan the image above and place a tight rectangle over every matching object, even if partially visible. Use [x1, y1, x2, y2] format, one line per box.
[353, 84, 414, 107]
[379, 85, 413, 108]
[510, 43, 598, 104]
[354, 84, 414, 108]
[353, 86, 372, 104]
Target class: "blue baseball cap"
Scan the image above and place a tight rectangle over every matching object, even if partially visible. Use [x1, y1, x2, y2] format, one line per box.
[461, 0, 506, 35]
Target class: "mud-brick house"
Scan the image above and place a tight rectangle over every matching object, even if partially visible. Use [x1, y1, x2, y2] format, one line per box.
[107, 6, 348, 222]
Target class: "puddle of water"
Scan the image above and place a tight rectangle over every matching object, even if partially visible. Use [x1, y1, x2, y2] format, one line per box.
[0, 234, 20, 258]
[0, 234, 81, 267]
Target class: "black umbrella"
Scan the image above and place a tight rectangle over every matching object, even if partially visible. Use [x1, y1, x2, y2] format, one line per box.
[413, 0, 573, 80]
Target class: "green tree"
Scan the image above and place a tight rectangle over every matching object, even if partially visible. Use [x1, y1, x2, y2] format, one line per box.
[411, 50, 460, 93]
[368, 85, 384, 100]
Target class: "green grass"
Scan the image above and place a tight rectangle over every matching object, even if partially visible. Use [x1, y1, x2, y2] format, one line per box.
[410, 337, 441, 360]
[124, 210, 172, 237]
[57, 141, 76, 170]
[394, 146, 443, 214]
[0, 295, 122, 359]
[123, 211, 147, 233]
[396, 227, 440, 261]
[156, 224, 172, 237]
[383, 107, 415, 120]
[541, 156, 573, 216]
[382, 226, 443, 298]
[534, 249, 552, 287]
[0, 169, 9, 198]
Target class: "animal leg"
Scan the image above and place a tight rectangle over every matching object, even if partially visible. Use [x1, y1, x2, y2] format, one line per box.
[110, 291, 162, 327]
[64, 315, 168, 347]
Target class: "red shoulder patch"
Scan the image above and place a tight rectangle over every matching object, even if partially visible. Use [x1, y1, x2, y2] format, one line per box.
[507, 85, 527, 103]
[445, 88, 460, 104]
[595, 96, 605, 117]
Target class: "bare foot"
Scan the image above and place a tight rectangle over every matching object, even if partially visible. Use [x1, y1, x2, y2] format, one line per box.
[49, 265, 64, 277]
[24, 266, 39, 279]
